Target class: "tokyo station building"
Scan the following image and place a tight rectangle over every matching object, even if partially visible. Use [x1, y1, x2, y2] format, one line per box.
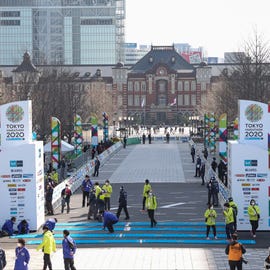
[112, 45, 211, 125]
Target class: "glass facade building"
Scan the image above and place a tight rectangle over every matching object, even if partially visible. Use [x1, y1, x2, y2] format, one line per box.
[0, 0, 125, 65]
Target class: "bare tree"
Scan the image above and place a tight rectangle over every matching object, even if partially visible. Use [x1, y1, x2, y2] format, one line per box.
[207, 31, 270, 122]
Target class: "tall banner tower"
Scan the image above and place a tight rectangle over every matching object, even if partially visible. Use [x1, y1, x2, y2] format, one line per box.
[51, 117, 61, 169]
[228, 100, 270, 230]
[0, 101, 44, 230]
[74, 114, 83, 156]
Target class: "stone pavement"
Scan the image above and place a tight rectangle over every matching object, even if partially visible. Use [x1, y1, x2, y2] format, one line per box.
[2, 246, 267, 270]
[1, 141, 269, 270]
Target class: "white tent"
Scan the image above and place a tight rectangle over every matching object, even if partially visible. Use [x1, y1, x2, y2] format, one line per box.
[44, 140, 75, 153]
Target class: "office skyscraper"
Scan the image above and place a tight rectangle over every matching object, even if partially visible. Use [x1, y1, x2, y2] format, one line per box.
[0, 0, 125, 65]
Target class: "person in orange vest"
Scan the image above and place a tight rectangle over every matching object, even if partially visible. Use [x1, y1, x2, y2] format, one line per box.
[225, 233, 246, 270]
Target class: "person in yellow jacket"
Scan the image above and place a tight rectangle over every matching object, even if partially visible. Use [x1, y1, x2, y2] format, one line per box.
[141, 179, 151, 211]
[204, 204, 217, 240]
[225, 233, 246, 270]
[247, 199, 260, 238]
[145, 190, 157, 227]
[223, 202, 235, 241]
[51, 169, 59, 185]
[102, 179, 113, 210]
[36, 225, 56, 270]
[94, 182, 105, 220]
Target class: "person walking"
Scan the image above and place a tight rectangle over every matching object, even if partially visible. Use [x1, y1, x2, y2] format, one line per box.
[116, 186, 130, 220]
[123, 136, 127, 148]
[211, 177, 219, 206]
[145, 190, 157, 228]
[200, 162, 206, 185]
[102, 211, 119, 233]
[94, 182, 105, 220]
[166, 132, 170, 143]
[204, 204, 217, 240]
[190, 145, 195, 163]
[141, 179, 152, 211]
[102, 180, 113, 211]
[228, 197, 238, 232]
[87, 188, 97, 220]
[0, 245, 6, 270]
[45, 183, 54, 215]
[248, 199, 260, 238]
[206, 178, 213, 205]
[225, 233, 246, 270]
[93, 157, 100, 177]
[61, 184, 72, 214]
[91, 147, 96, 160]
[223, 202, 235, 241]
[36, 225, 56, 270]
[194, 155, 201, 177]
[14, 238, 30, 270]
[211, 157, 218, 172]
[62, 230, 76, 270]
[142, 133, 146, 144]
[203, 147, 208, 160]
[148, 133, 152, 144]
[81, 175, 93, 207]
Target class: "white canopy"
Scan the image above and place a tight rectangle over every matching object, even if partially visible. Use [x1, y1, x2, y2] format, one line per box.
[44, 140, 75, 153]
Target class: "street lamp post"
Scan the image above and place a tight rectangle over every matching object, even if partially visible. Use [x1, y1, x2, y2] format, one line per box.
[118, 116, 122, 138]
[123, 116, 127, 136]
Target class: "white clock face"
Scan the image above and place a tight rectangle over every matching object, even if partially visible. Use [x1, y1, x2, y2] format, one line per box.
[159, 69, 165, 75]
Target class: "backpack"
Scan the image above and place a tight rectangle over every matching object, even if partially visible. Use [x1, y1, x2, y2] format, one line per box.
[0, 248, 6, 269]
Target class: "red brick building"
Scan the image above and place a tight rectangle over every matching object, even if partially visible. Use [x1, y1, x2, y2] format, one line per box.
[113, 45, 211, 125]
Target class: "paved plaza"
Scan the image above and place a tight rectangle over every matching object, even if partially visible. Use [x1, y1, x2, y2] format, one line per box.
[1, 141, 269, 269]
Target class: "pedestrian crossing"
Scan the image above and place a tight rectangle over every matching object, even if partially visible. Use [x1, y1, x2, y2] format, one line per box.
[11, 222, 256, 246]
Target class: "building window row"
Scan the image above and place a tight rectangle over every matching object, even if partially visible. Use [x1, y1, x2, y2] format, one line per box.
[178, 94, 197, 106]
[128, 81, 146, 92]
[128, 95, 146, 106]
[0, 20, 20, 26]
[177, 80, 196, 91]
[0, 11, 20, 17]
[81, 19, 113, 25]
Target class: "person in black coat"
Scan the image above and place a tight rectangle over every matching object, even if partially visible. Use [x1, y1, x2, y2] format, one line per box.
[148, 133, 152, 144]
[45, 183, 54, 215]
[203, 148, 208, 160]
[194, 155, 201, 177]
[93, 157, 100, 177]
[200, 162, 205, 185]
[190, 145, 195, 163]
[211, 157, 218, 172]
[142, 133, 146, 144]
[116, 186, 130, 220]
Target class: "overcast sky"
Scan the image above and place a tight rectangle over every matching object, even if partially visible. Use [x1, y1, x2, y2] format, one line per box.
[125, 0, 270, 58]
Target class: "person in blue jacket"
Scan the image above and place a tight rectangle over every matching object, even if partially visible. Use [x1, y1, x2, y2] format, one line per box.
[1, 217, 16, 236]
[14, 238, 30, 270]
[17, 220, 29, 235]
[81, 175, 93, 207]
[44, 218, 57, 232]
[62, 229, 76, 270]
[102, 211, 118, 233]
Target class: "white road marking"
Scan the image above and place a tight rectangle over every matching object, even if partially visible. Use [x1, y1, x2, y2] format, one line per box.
[160, 202, 186, 208]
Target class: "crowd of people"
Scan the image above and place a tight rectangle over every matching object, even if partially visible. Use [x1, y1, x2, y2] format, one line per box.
[0, 139, 267, 269]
